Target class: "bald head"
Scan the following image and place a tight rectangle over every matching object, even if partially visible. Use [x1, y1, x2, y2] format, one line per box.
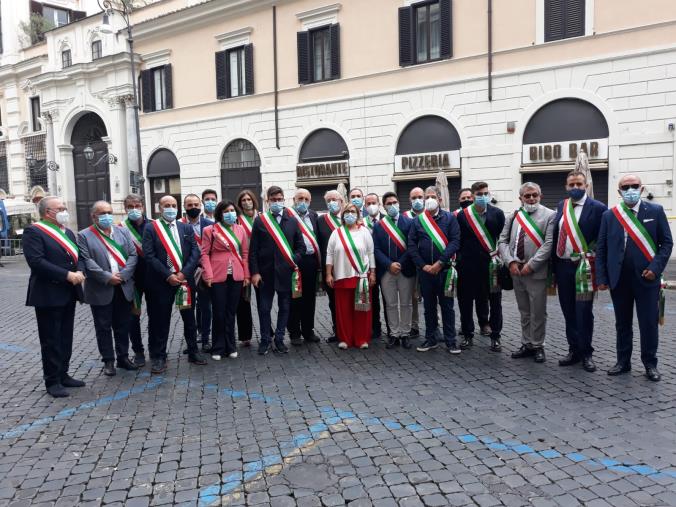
[91, 200, 112, 215]
[618, 174, 642, 188]
[159, 195, 177, 208]
[38, 196, 61, 218]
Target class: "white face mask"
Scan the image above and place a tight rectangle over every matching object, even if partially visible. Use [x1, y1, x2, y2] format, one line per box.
[425, 198, 439, 212]
[55, 210, 70, 225]
[366, 204, 379, 217]
[524, 203, 540, 213]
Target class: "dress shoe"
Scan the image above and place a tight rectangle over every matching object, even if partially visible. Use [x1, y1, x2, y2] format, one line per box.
[582, 356, 597, 372]
[202, 341, 212, 353]
[103, 361, 116, 376]
[409, 328, 419, 338]
[47, 384, 69, 398]
[258, 342, 271, 355]
[385, 336, 399, 349]
[607, 363, 631, 376]
[645, 367, 661, 382]
[182, 348, 189, 355]
[290, 335, 303, 347]
[401, 336, 412, 349]
[533, 348, 546, 363]
[511, 345, 535, 359]
[460, 336, 474, 350]
[326, 335, 338, 343]
[188, 352, 208, 365]
[273, 341, 289, 354]
[490, 339, 502, 352]
[558, 352, 580, 367]
[416, 339, 438, 352]
[151, 358, 167, 374]
[61, 375, 85, 388]
[133, 354, 146, 368]
[117, 357, 139, 371]
[447, 343, 461, 355]
[480, 325, 492, 336]
[304, 333, 320, 343]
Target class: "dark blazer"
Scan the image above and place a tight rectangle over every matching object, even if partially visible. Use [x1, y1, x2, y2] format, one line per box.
[317, 212, 341, 265]
[374, 214, 415, 279]
[456, 205, 505, 272]
[552, 196, 607, 262]
[23, 224, 84, 307]
[181, 215, 214, 242]
[292, 209, 320, 255]
[596, 200, 673, 289]
[407, 210, 460, 268]
[119, 217, 149, 292]
[142, 219, 200, 291]
[249, 211, 305, 292]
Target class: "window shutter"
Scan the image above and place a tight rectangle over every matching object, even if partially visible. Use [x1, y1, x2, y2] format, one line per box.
[244, 44, 255, 95]
[398, 6, 413, 67]
[163, 64, 173, 109]
[329, 24, 340, 80]
[440, 0, 453, 59]
[297, 31, 311, 84]
[215, 50, 227, 100]
[72, 10, 87, 21]
[141, 70, 154, 113]
[565, 0, 585, 38]
[545, 0, 565, 42]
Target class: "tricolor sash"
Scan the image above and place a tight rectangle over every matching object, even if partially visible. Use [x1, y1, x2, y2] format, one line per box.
[259, 212, 302, 298]
[562, 198, 596, 300]
[611, 202, 656, 262]
[152, 219, 191, 308]
[463, 205, 501, 292]
[287, 208, 323, 288]
[238, 214, 254, 237]
[364, 216, 376, 231]
[323, 212, 341, 231]
[514, 209, 545, 249]
[404, 210, 416, 219]
[213, 222, 244, 269]
[336, 226, 371, 311]
[381, 216, 407, 252]
[120, 219, 143, 256]
[417, 211, 456, 297]
[33, 221, 79, 263]
[89, 225, 128, 268]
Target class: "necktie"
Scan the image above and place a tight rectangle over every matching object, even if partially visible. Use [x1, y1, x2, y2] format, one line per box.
[516, 227, 525, 261]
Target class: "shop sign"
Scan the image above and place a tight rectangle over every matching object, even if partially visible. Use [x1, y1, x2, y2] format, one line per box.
[394, 150, 460, 172]
[523, 139, 608, 164]
[296, 161, 349, 181]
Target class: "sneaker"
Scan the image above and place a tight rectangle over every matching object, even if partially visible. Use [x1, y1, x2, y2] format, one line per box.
[360, 343, 369, 350]
[490, 339, 502, 352]
[229, 352, 238, 359]
[416, 339, 439, 352]
[133, 354, 146, 368]
[151, 358, 166, 374]
[188, 352, 208, 365]
[211, 355, 222, 361]
[273, 341, 289, 354]
[338, 342, 348, 349]
[448, 344, 462, 355]
[460, 336, 474, 350]
[258, 342, 271, 355]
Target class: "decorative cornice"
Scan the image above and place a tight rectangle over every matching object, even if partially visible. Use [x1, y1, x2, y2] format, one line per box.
[20, 79, 37, 96]
[214, 27, 253, 49]
[141, 49, 172, 69]
[296, 3, 341, 23]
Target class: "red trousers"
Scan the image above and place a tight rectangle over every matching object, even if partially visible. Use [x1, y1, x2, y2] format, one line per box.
[335, 277, 372, 348]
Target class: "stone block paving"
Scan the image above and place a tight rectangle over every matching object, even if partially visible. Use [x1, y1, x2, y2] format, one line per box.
[1, 257, 676, 506]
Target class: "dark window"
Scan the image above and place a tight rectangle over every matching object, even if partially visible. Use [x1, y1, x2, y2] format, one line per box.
[545, 0, 585, 42]
[92, 40, 102, 60]
[30, 97, 41, 132]
[215, 45, 254, 99]
[523, 98, 608, 144]
[297, 24, 340, 84]
[140, 65, 173, 112]
[43, 5, 70, 27]
[311, 27, 331, 82]
[0, 142, 8, 193]
[61, 49, 71, 68]
[399, 0, 452, 66]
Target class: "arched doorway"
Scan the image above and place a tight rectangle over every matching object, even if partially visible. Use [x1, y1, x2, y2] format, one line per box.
[147, 149, 181, 218]
[220, 139, 262, 203]
[521, 98, 610, 208]
[71, 112, 110, 229]
[394, 115, 462, 209]
[297, 128, 349, 206]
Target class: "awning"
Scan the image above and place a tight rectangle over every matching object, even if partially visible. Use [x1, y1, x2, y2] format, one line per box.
[392, 170, 460, 182]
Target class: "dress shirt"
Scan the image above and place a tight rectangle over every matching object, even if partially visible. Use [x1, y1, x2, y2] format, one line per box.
[298, 211, 315, 255]
[558, 194, 587, 259]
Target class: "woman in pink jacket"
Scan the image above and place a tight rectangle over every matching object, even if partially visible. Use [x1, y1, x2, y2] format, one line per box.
[201, 200, 250, 360]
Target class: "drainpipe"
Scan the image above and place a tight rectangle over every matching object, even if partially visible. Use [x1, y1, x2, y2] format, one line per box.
[487, 0, 493, 102]
[273, 5, 280, 149]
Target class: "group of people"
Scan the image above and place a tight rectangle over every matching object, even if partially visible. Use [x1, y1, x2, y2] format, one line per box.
[23, 170, 672, 398]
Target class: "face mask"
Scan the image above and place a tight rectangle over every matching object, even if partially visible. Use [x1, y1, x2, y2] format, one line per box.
[425, 198, 439, 212]
[621, 188, 641, 206]
[269, 201, 285, 215]
[411, 198, 424, 212]
[127, 209, 143, 221]
[97, 214, 114, 229]
[367, 204, 379, 217]
[474, 195, 491, 207]
[327, 201, 341, 214]
[295, 201, 309, 214]
[386, 203, 399, 218]
[568, 188, 586, 201]
[351, 197, 363, 208]
[242, 201, 254, 211]
[186, 208, 201, 219]
[223, 211, 237, 225]
[344, 212, 358, 225]
[524, 203, 540, 213]
[55, 210, 69, 225]
[459, 200, 472, 209]
[204, 200, 217, 213]
[162, 208, 178, 222]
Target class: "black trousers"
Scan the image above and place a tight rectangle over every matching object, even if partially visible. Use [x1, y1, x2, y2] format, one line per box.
[288, 254, 318, 339]
[129, 287, 145, 356]
[458, 266, 503, 339]
[555, 260, 594, 357]
[195, 283, 212, 342]
[35, 301, 76, 388]
[211, 277, 243, 355]
[90, 286, 132, 363]
[236, 286, 260, 341]
[371, 283, 392, 338]
[326, 285, 337, 336]
[146, 286, 198, 360]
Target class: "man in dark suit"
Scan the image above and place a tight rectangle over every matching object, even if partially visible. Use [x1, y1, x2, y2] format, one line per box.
[456, 181, 506, 352]
[23, 196, 86, 397]
[364, 192, 391, 341]
[78, 200, 138, 376]
[596, 174, 673, 381]
[552, 171, 607, 372]
[249, 186, 305, 355]
[143, 195, 208, 373]
[316, 189, 344, 342]
[374, 192, 415, 349]
[287, 188, 321, 345]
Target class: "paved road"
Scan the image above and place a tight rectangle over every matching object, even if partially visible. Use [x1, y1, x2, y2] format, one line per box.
[1, 257, 676, 507]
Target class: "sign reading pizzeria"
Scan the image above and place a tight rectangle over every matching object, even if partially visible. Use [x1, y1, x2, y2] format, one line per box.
[394, 150, 460, 172]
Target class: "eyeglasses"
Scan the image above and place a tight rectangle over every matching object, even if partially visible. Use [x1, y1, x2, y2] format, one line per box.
[522, 193, 540, 199]
[620, 184, 640, 191]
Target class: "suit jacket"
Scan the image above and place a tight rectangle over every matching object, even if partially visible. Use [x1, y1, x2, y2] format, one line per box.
[181, 215, 214, 247]
[552, 196, 607, 262]
[498, 205, 556, 279]
[596, 200, 673, 289]
[77, 226, 138, 305]
[142, 219, 200, 291]
[407, 210, 460, 268]
[291, 208, 320, 256]
[456, 205, 506, 273]
[317, 212, 341, 266]
[23, 223, 84, 307]
[248, 211, 305, 292]
[373, 214, 415, 279]
[201, 223, 250, 282]
[118, 217, 148, 292]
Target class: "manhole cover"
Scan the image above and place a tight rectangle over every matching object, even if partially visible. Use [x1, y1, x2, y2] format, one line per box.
[283, 463, 333, 489]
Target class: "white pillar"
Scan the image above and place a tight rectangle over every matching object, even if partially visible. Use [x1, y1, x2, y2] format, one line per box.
[42, 112, 58, 196]
[124, 95, 140, 177]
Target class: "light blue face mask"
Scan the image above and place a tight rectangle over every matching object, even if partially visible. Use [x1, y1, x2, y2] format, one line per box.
[621, 188, 641, 206]
[223, 211, 237, 225]
[474, 195, 491, 207]
[269, 201, 285, 215]
[351, 197, 363, 209]
[97, 214, 114, 229]
[386, 204, 400, 218]
[328, 201, 341, 214]
[127, 209, 142, 221]
[204, 200, 217, 213]
[344, 212, 358, 225]
[162, 208, 178, 222]
[295, 201, 309, 214]
[411, 198, 424, 212]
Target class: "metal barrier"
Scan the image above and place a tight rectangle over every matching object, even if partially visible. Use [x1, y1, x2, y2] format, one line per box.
[0, 239, 23, 256]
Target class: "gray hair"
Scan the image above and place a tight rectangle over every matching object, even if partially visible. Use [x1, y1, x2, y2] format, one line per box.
[519, 182, 541, 196]
[324, 190, 343, 202]
[424, 185, 440, 197]
[90, 200, 111, 215]
[124, 193, 143, 207]
[38, 195, 59, 218]
[295, 188, 311, 199]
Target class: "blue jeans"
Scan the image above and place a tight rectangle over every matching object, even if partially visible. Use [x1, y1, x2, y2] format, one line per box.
[257, 283, 291, 345]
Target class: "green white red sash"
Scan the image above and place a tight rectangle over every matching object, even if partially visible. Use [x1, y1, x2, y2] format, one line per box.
[364, 215, 377, 231]
[381, 216, 406, 252]
[238, 214, 254, 237]
[514, 208, 545, 248]
[120, 218, 143, 256]
[33, 220, 78, 263]
[404, 210, 416, 219]
[89, 225, 128, 268]
[463, 204, 501, 292]
[562, 198, 596, 300]
[152, 219, 191, 308]
[336, 226, 370, 311]
[259, 212, 302, 298]
[611, 202, 656, 262]
[324, 212, 341, 231]
[287, 208, 322, 287]
[212, 222, 244, 268]
[417, 211, 456, 297]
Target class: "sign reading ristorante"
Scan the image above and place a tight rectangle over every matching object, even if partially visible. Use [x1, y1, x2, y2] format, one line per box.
[296, 161, 349, 180]
[394, 150, 460, 172]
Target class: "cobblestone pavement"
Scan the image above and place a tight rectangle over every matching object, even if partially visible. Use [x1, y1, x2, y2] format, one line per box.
[1, 257, 676, 507]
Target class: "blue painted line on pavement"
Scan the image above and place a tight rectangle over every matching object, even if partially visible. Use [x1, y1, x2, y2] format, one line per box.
[0, 342, 30, 353]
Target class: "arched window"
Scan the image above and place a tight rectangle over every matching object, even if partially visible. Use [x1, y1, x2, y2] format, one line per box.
[220, 139, 262, 203]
